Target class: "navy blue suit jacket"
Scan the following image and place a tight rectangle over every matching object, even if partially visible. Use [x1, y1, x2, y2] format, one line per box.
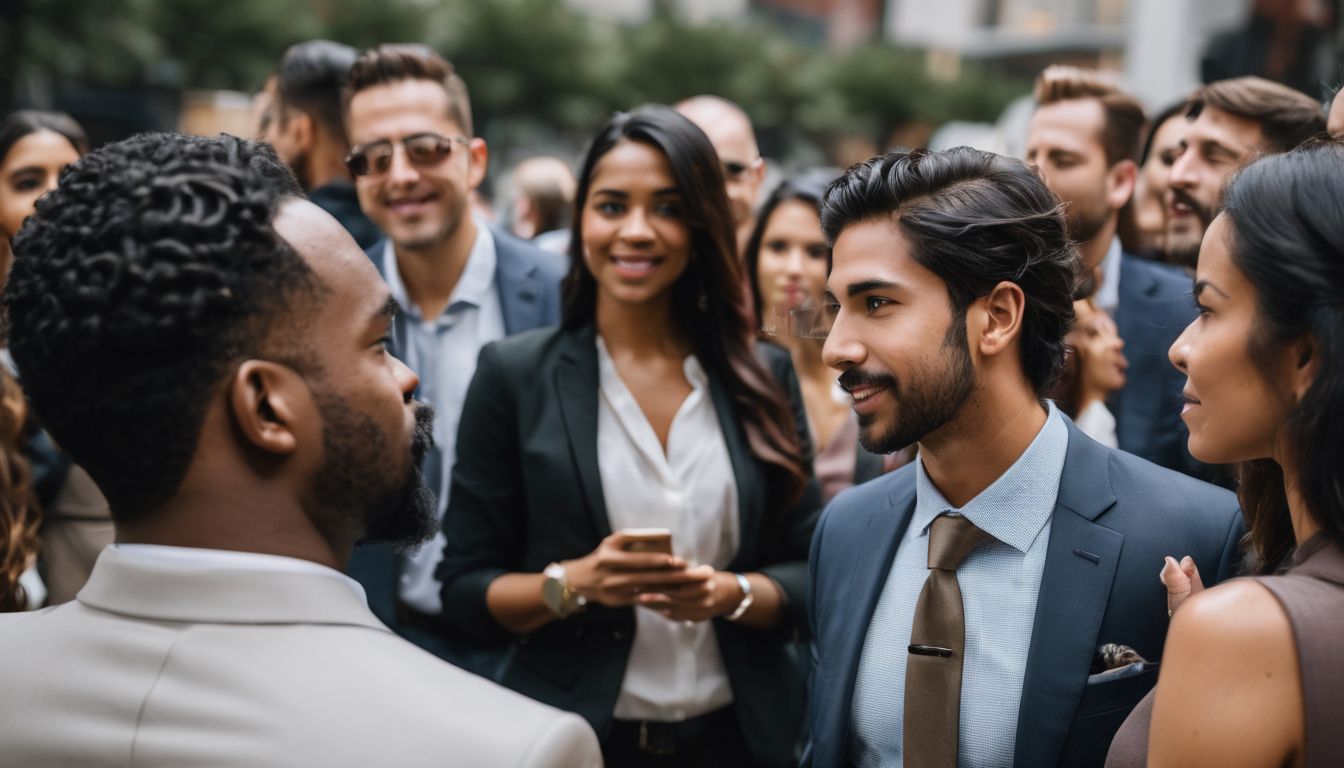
[347, 229, 566, 652]
[806, 418, 1243, 768]
[1111, 252, 1202, 477]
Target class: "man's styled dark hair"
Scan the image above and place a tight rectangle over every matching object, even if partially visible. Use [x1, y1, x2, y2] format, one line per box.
[1187, 76, 1325, 154]
[2, 133, 318, 519]
[1033, 65, 1147, 166]
[343, 44, 473, 136]
[273, 40, 360, 145]
[821, 146, 1079, 395]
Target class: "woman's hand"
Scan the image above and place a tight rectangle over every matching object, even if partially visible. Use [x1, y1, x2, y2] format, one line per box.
[1161, 555, 1204, 617]
[636, 567, 738, 623]
[564, 531, 701, 608]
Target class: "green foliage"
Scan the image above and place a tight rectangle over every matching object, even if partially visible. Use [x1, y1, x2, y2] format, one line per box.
[6, 0, 1030, 160]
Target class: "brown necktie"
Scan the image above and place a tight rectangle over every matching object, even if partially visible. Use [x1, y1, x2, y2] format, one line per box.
[903, 514, 992, 768]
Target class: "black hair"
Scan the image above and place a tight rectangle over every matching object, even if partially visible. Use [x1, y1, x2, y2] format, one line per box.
[563, 105, 808, 503]
[1220, 140, 1344, 570]
[2, 132, 317, 520]
[742, 170, 836, 325]
[1140, 100, 1190, 166]
[274, 40, 360, 145]
[0, 110, 89, 165]
[821, 146, 1079, 395]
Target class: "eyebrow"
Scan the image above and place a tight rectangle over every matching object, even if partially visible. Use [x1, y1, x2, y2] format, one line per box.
[1193, 279, 1229, 300]
[373, 296, 400, 322]
[845, 278, 901, 298]
[591, 187, 682, 198]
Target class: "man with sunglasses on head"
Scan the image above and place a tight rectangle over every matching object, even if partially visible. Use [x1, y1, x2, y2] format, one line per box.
[341, 43, 565, 675]
[675, 95, 767, 257]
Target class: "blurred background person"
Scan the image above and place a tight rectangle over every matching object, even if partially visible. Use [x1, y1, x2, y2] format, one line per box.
[1124, 101, 1189, 261]
[1057, 298, 1128, 447]
[1327, 84, 1344, 138]
[1109, 140, 1344, 768]
[0, 109, 112, 606]
[675, 95, 766, 258]
[258, 39, 380, 249]
[341, 44, 565, 674]
[1026, 66, 1201, 479]
[744, 172, 907, 503]
[1164, 76, 1324, 270]
[0, 368, 40, 612]
[439, 105, 818, 768]
[508, 155, 575, 256]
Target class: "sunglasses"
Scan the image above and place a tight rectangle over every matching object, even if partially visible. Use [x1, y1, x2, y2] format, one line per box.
[344, 132, 469, 177]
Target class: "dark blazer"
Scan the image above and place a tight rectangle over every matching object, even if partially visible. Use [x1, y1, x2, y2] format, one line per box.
[806, 418, 1244, 768]
[438, 323, 821, 768]
[347, 230, 565, 658]
[1111, 252, 1203, 477]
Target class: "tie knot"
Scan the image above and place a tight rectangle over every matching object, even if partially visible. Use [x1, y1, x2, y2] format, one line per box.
[927, 514, 991, 571]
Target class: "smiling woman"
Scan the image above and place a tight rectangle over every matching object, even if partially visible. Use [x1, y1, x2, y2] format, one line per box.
[438, 105, 819, 768]
[0, 111, 88, 281]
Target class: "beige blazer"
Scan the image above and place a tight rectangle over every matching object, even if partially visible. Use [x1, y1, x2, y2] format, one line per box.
[0, 547, 602, 768]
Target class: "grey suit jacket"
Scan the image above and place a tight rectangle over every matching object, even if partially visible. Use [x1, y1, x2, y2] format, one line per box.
[0, 547, 601, 768]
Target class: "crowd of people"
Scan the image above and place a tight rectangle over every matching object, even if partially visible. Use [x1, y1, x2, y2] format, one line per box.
[0, 34, 1341, 768]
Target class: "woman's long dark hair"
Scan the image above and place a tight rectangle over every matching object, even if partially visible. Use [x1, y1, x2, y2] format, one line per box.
[563, 105, 807, 503]
[0, 111, 89, 168]
[742, 170, 836, 326]
[0, 369, 39, 612]
[1220, 140, 1344, 572]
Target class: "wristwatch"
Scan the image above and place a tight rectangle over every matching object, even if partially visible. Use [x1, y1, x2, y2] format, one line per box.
[726, 573, 754, 621]
[542, 562, 588, 618]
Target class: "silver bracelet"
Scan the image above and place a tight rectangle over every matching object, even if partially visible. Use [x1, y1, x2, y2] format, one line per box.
[726, 573, 754, 621]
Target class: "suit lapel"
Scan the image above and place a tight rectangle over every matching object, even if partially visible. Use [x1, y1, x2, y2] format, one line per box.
[1013, 422, 1123, 767]
[708, 375, 764, 569]
[494, 232, 543, 335]
[819, 480, 917, 764]
[553, 324, 611, 538]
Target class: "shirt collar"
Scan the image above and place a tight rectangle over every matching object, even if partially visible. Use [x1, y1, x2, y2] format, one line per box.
[113, 543, 367, 602]
[912, 401, 1070, 553]
[382, 216, 497, 321]
[1094, 236, 1123, 315]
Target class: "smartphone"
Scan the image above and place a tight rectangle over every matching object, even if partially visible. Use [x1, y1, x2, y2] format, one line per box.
[620, 527, 673, 556]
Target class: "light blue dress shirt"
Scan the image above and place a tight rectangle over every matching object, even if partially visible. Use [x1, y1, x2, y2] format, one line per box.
[382, 221, 507, 614]
[848, 402, 1070, 768]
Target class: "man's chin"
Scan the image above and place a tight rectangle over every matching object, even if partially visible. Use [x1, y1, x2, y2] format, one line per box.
[360, 478, 439, 554]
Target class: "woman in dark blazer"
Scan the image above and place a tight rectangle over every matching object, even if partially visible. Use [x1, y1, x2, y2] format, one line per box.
[438, 105, 818, 768]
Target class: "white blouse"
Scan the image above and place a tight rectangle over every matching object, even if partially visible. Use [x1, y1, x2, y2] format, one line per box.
[595, 336, 739, 722]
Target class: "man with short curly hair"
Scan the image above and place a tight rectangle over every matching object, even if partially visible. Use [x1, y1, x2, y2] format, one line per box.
[0, 131, 600, 767]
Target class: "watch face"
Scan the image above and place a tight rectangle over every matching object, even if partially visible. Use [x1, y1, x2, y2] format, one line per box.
[542, 576, 565, 615]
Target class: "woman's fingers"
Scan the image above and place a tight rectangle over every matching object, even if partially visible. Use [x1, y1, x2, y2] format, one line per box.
[1162, 555, 1204, 617]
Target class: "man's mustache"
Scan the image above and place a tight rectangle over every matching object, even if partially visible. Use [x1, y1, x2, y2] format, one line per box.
[838, 368, 898, 394]
[1171, 188, 1214, 227]
[411, 401, 435, 462]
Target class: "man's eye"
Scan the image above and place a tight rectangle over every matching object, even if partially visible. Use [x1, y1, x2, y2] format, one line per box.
[864, 296, 890, 313]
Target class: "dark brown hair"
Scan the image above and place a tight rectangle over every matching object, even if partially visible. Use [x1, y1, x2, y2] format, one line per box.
[0, 369, 39, 612]
[1188, 76, 1325, 155]
[1033, 66, 1146, 166]
[563, 105, 808, 503]
[343, 44, 473, 136]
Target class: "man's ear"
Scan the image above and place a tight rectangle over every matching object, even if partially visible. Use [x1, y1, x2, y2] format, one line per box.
[284, 112, 315, 155]
[467, 137, 489, 190]
[976, 281, 1027, 359]
[1106, 159, 1138, 211]
[229, 360, 309, 455]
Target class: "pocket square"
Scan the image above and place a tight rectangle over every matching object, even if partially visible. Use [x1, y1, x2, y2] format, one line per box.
[1090, 642, 1146, 675]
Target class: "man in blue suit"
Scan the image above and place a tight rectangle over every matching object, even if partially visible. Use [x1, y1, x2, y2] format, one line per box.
[806, 147, 1242, 767]
[1026, 66, 1198, 476]
[340, 44, 565, 673]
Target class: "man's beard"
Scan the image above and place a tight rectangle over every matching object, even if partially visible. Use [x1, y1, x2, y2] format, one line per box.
[1065, 193, 1110, 245]
[839, 317, 976, 454]
[313, 395, 438, 553]
[1163, 188, 1214, 269]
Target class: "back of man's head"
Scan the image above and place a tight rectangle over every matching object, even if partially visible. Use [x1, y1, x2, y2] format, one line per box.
[511, 156, 575, 238]
[343, 44, 473, 136]
[274, 40, 359, 146]
[3, 133, 318, 518]
[1189, 76, 1325, 154]
[1033, 65, 1146, 166]
[821, 147, 1078, 395]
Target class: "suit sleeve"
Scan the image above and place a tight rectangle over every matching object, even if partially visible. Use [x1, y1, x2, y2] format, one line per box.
[437, 342, 524, 644]
[1210, 499, 1247, 584]
[756, 346, 822, 634]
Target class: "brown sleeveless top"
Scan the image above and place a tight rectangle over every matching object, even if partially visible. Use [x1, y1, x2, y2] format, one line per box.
[1105, 534, 1344, 768]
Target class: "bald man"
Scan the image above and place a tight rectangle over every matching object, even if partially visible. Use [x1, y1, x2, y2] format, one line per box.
[509, 156, 576, 255]
[675, 95, 766, 255]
